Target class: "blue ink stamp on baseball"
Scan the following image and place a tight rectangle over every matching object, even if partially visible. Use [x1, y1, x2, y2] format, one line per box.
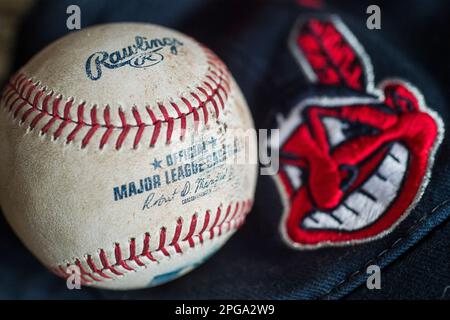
[85, 36, 183, 80]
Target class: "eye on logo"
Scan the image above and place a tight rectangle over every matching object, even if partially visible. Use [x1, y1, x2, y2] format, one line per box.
[274, 15, 444, 249]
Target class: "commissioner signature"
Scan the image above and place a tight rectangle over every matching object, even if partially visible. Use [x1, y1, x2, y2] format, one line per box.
[142, 169, 230, 210]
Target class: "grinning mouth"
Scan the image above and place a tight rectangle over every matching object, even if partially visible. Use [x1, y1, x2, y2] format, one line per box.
[301, 143, 409, 231]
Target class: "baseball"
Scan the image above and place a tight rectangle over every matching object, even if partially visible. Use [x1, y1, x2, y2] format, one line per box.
[0, 23, 257, 290]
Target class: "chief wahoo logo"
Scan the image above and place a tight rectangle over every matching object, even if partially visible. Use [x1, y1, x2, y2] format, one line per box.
[274, 16, 444, 249]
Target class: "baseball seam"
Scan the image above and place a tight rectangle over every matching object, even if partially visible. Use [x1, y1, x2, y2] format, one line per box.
[0, 49, 230, 150]
[0, 45, 249, 286]
[51, 199, 252, 285]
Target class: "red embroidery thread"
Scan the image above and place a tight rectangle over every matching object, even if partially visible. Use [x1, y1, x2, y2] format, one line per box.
[276, 16, 444, 249]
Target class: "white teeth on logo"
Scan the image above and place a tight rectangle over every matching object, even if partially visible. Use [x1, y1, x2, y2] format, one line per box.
[302, 143, 409, 231]
[284, 165, 303, 190]
[322, 117, 349, 148]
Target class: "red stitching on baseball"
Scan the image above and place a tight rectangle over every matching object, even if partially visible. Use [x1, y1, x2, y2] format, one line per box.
[2, 87, 16, 108]
[32, 88, 44, 109]
[52, 200, 252, 284]
[170, 218, 184, 254]
[82, 107, 100, 148]
[99, 249, 122, 276]
[54, 99, 73, 140]
[21, 106, 35, 124]
[16, 75, 27, 95]
[86, 255, 112, 280]
[67, 103, 85, 143]
[142, 233, 156, 262]
[181, 96, 200, 132]
[158, 103, 174, 144]
[114, 243, 134, 271]
[131, 107, 145, 149]
[69, 265, 93, 283]
[198, 210, 211, 244]
[24, 81, 36, 101]
[115, 109, 128, 150]
[183, 213, 198, 248]
[198, 86, 219, 118]
[100, 106, 113, 149]
[218, 204, 231, 236]
[1, 58, 229, 150]
[170, 102, 187, 141]
[158, 227, 171, 257]
[209, 69, 230, 95]
[191, 92, 208, 125]
[129, 238, 145, 267]
[227, 202, 240, 232]
[209, 207, 221, 240]
[42, 92, 52, 113]
[30, 111, 45, 129]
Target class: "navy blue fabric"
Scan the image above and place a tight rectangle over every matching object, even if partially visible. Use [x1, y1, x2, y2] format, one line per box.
[347, 208, 450, 300]
[0, 0, 449, 299]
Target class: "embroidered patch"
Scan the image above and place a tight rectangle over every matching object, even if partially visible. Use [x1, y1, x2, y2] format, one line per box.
[274, 15, 444, 249]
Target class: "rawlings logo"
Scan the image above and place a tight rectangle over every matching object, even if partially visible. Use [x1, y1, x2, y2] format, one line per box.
[274, 16, 444, 249]
[85, 36, 183, 80]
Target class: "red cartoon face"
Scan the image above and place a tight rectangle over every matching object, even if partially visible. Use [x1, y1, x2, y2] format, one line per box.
[276, 17, 443, 248]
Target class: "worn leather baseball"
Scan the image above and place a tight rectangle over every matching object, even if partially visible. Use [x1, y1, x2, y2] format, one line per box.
[0, 23, 257, 290]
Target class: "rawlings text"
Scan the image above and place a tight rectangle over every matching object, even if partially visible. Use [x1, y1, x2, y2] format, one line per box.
[85, 36, 183, 80]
